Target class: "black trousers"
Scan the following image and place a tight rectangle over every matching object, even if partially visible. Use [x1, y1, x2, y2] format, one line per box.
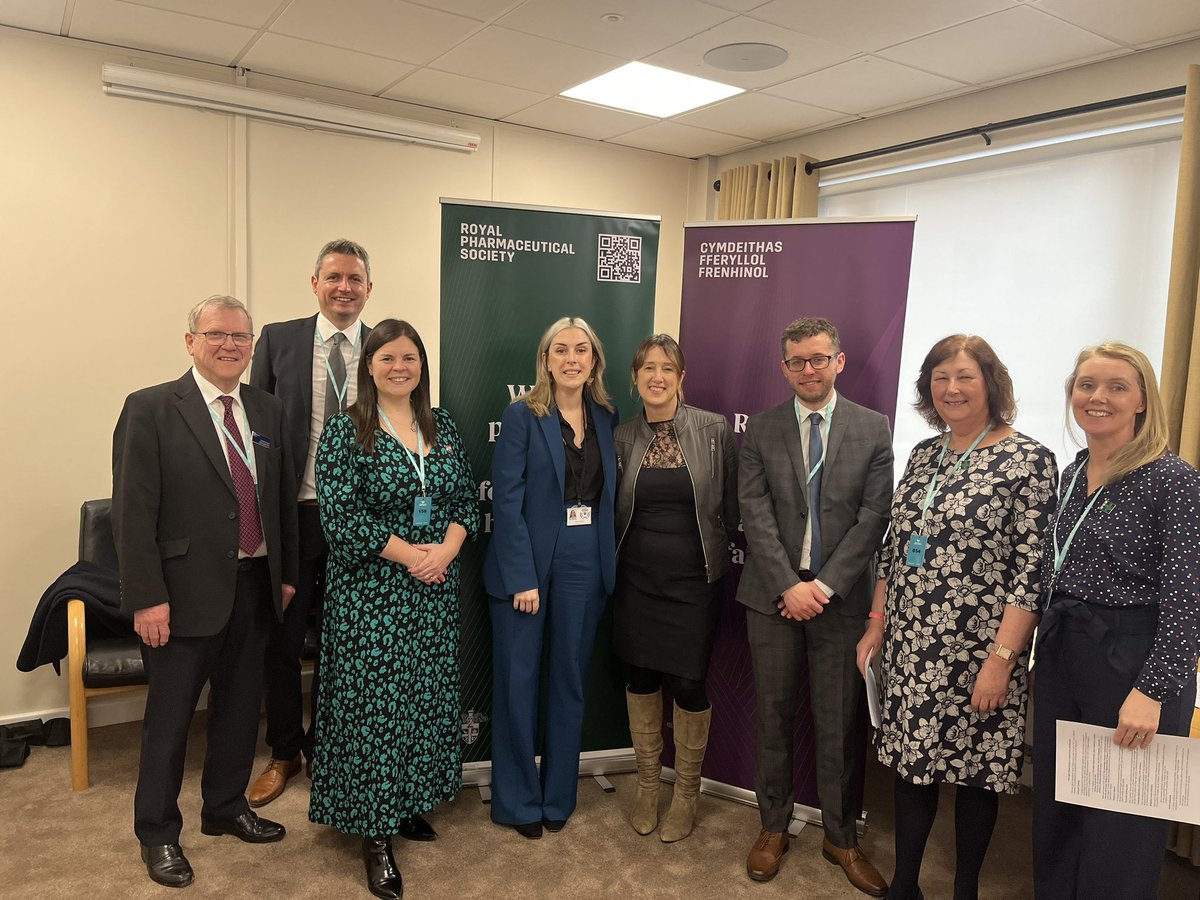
[262, 504, 326, 760]
[1032, 600, 1196, 900]
[134, 557, 272, 846]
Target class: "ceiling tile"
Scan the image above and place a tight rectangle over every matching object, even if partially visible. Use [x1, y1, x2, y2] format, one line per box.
[608, 120, 751, 157]
[644, 15, 855, 90]
[119, 0, 280, 28]
[751, 0, 1014, 52]
[69, 0, 257, 64]
[765, 56, 967, 115]
[240, 34, 413, 94]
[431, 26, 624, 94]
[698, 0, 772, 12]
[674, 91, 845, 140]
[878, 6, 1121, 84]
[383, 68, 544, 119]
[407, 0, 520, 21]
[272, 0, 482, 65]
[504, 97, 657, 140]
[497, 0, 732, 59]
[1033, 0, 1200, 47]
[0, 0, 67, 32]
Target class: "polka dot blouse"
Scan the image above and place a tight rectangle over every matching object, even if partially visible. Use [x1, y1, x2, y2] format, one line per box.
[1043, 449, 1200, 702]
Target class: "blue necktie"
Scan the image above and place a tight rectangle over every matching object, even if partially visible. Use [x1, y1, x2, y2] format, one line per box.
[808, 412, 824, 572]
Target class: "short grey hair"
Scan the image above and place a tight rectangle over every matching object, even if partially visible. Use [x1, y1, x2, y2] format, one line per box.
[314, 238, 371, 281]
[188, 294, 253, 332]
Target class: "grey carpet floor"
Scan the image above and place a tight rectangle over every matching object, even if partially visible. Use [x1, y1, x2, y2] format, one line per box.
[1, 715, 1196, 898]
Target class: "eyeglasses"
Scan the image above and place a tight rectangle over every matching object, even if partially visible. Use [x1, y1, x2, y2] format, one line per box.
[192, 330, 254, 347]
[783, 354, 835, 372]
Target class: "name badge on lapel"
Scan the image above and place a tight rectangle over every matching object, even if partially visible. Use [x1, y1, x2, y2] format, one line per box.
[251, 432, 272, 449]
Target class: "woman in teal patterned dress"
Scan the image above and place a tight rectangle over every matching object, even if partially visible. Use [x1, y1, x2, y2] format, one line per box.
[309, 319, 479, 900]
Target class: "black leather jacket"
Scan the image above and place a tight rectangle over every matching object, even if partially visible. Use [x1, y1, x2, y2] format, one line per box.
[614, 403, 739, 582]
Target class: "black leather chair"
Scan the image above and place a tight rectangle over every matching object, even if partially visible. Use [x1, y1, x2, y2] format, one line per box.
[67, 499, 318, 790]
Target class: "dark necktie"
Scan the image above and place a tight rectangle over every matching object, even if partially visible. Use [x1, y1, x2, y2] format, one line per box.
[325, 332, 348, 422]
[808, 412, 824, 572]
[219, 395, 264, 555]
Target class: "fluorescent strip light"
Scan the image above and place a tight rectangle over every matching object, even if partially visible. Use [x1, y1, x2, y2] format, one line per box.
[820, 116, 1184, 187]
[101, 64, 479, 152]
[562, 62, 743, 118]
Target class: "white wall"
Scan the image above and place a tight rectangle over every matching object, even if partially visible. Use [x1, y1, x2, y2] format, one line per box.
[0, 26, 696, 722]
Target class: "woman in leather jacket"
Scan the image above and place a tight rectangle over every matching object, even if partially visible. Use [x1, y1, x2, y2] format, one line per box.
[613, 333, 738, 843]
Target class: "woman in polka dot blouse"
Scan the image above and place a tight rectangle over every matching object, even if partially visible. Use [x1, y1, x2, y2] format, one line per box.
[1032, 342, 1200, 899]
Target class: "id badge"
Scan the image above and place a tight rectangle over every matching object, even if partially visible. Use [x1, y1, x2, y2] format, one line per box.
[566, 504, 592, 526]
[905, 533, 929, 567]
[413, 495, 432, 526]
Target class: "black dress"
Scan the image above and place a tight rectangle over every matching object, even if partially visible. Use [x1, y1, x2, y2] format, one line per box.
[613, 422, 721, 681]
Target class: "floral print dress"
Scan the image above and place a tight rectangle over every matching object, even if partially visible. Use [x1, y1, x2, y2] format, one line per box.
[875, 432, 1057, 793]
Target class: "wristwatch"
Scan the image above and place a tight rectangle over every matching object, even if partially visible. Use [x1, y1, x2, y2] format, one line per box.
[989, 641, 1017, 662]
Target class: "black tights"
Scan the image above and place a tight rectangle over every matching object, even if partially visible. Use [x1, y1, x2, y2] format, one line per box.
[888, 775, 999, 900]
[627, 666, 708, 712]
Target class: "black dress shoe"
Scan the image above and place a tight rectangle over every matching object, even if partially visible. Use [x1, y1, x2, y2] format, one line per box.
[200, 810, 286, 843]
[542, 818, 567, 832]
[363, 835, 403, 899]
[140, 843, 194, 888]
[513, 821, 543, 839]
[396, 814, 437, 842]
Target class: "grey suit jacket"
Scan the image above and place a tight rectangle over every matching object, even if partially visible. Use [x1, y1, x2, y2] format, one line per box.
[736, 393, 893, 618]
[111, 371, 300, 637]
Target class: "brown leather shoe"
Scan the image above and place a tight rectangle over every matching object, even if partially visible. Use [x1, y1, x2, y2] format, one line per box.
[746, 829, 789, 882]
[821, 837, 888, 897]
[248, 755, 302, 808]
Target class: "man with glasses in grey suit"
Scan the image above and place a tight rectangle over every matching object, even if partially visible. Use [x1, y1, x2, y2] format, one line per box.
[738, 317, 893, 896]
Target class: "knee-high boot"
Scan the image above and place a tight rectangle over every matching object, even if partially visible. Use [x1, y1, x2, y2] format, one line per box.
[625, 689, 663, 835]
[660, 702, 711, 843]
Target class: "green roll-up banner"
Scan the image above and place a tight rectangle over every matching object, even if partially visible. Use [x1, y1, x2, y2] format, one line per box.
[439, 198, 660, 766]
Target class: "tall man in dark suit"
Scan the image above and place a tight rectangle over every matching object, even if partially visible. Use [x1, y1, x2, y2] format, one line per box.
[113, 295, 299, 888]
[244, 240, 400, 822]
[738, 317, 893, 895]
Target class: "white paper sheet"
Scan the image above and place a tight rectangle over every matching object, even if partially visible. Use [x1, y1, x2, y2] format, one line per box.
[865, 650, 882, 729]
[1055, 721, 1200, 825]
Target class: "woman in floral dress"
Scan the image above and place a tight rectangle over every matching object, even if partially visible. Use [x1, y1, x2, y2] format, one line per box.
[309, 319, 479, 900]
[856, 335, 1057, 900]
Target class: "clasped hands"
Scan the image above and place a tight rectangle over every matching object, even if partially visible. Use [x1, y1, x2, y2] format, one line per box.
[777, 580, 828, 621]
[406, 543, 454, 585]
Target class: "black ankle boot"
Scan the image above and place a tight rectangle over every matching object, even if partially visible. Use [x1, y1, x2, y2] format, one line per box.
[362, 836, 403, 899]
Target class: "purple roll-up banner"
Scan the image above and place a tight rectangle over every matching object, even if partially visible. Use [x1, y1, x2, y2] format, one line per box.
[675, 217, 915, 823]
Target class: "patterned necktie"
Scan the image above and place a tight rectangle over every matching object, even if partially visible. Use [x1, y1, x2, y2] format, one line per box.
[219, 395, 264, 555]
[324, 332, 348, 421]
[808, 412, 824, 572]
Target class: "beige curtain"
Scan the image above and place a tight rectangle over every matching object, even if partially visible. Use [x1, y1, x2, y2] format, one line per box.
[716, 155, 819, 220]
[1159, 63, 1200, 867]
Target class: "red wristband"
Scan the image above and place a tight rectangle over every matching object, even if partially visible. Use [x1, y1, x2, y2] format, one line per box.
[867, 611, 884, 621]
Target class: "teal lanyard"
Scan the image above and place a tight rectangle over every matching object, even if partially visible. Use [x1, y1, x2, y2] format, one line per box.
[320, 330, 357, 409]
[793, 397, 833, 483]
[1050, 460, 1104, 583]
[917, 426, 991, 528]
[377, 405, 426, 494]
[208, 400, 256, 480]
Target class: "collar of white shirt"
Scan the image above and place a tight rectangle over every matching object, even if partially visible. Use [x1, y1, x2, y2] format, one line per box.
[191, 366, 244, 411]
[316, 313, 363, 346]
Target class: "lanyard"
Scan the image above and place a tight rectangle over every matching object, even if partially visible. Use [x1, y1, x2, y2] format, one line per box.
[208, 400, 257, 483]
[320, 330, 357, 409]
[917, 426, 991, 527]
[793, 397, 833, 483]
[1050, 460, 1105, 580]
[377, 405, 426, 494]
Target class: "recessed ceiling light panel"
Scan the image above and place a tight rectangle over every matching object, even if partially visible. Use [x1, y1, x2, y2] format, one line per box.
[704, 42, 788, 72]
[561, 61, 743, 118]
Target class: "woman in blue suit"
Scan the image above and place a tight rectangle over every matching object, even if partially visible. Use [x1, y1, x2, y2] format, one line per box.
[482, 316, 618, 839]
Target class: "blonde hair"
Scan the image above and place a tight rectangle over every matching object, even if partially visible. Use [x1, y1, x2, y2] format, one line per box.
[518, 316, 614, 418]
[1065, 342, 1168, 485]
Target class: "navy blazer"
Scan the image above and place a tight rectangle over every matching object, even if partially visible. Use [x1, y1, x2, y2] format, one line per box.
[482, 398, 618, 599]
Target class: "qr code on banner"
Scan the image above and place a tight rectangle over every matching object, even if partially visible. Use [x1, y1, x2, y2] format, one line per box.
[597, 234, 641, 284]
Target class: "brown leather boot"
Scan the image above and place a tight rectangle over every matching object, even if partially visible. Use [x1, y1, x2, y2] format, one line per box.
[248, 755, 301, 808]
[659, 703, 710, 842]
[625, 689, 663, 835]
